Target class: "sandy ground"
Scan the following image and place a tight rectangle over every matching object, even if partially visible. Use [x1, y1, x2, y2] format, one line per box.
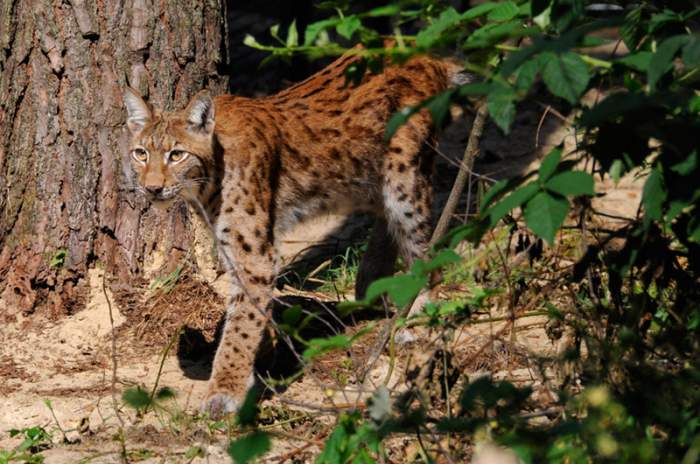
[0, 99, 644, 463]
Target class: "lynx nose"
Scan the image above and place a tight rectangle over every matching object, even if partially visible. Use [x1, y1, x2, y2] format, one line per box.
[145, 185, 163, 196]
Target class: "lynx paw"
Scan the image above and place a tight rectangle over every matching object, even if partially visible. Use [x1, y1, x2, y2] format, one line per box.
[202, 392, 241, 418]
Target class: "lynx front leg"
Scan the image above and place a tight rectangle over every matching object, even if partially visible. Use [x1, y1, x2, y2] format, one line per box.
[203, 210, 276, 417]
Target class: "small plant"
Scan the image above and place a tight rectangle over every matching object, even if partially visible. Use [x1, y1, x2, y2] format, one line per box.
[316, 244, 364, 296]
[48, 249, 67, 269]
[227, 389, 271, 464]
[122, 385, 176, 415]
[0, 427, 52, 464]
[149, 265, 184, 294]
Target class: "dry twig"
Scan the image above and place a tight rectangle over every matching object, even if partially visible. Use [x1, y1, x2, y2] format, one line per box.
[103, 272, 128, 463]
[431, 102, 490, 245]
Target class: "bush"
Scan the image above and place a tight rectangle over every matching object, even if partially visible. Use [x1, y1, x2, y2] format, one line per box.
[234, 1, 700, 462]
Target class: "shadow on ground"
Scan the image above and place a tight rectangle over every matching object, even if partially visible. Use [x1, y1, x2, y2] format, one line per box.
[176, 294, 386, 387]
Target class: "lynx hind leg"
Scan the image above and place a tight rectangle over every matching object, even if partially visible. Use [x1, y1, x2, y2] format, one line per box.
[382, 112, 434, 267]
[383, 113, 438, 343]
[356, 217, 399, 301]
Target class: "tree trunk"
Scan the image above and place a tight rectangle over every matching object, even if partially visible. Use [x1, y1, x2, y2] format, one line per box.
[0, 0, 228, 318]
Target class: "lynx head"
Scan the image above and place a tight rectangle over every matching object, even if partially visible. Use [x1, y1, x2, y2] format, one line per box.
[123, 87, 216, 204]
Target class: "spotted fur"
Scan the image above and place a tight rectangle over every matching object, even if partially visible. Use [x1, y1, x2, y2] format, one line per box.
[123, 52, 460, 416]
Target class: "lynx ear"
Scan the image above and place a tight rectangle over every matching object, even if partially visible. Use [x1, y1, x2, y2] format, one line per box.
[185, 90, 215, 135]
[123, 87, 152, 133]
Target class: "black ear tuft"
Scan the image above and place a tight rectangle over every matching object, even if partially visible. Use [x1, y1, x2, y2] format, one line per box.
[186, 91, 215, 134]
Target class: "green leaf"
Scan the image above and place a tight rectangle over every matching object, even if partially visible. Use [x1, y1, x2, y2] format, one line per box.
[385, 89, 457, 141]
[316, 413, 357, 463]
[303, 334, 351, 359]
[243, 34, 265, 50]
[286, 20, 298, 47]
[228, 431, 271, 464]
[671, 151, 698, 176]
[620, 5, 643, 49]
[487, 182, 540, 223]
[49, 249, 67, 268]
[514, 59, 539, 93]
[690, 95, 700, 114]
[416, 7, 462, 48]
[282, 305, 302, 325]
[487, 1, 519, 21]
[426, 90, 455, 129]
[412, 249, 462, 275]
[683, 37, 700, 67]
[480, 179, 509, 210]
[533, 2, 552, 29]
[385, 105, 417, 141]
[523, 191, 569, 244]
[457, 81, 492, 98]
[365, 5, 401, 17]
[487, 84, 516, 133]
[122, 387, 151, 410]
[610, 159, 624, 184]
[642, 166, 666, 221]
[667, 200, 692, 222]
[464, 20, 527, 50]
[461, 2, 499, 21]
[336, 15, 361, 40]
[500, 39, 542, 77]
[445, 218, 491, 247]
[304, 18, 339, 46]
[546, 171, 594, 196]
[580, 36, 612, 48]
[154, 386, 176, 401]
[648, 35, 690, 89]
[539, 146, 563, 181]
[539, 51, 590, 104]
[616, 51, 653, 72]
[269, 24, 281, 42]
[365, 274, 428, 307]
[237, 387, 260, 426]
[303, 327, 371, 360]
[689, 217, 700, 243]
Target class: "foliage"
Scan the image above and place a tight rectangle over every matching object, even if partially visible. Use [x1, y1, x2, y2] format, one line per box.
[228, 388, 272, 464]
[227, 431, 271, 464]
[48, 250, 67, 269]
[0, 427, 52, 464]
[316, 244, 364, 295]
[238, 0, 700, 462]
[149, 264, 184, 294]
[122, 385, 176, 414]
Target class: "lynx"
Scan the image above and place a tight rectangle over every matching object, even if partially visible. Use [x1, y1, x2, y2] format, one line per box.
[123, 51, 463, 416]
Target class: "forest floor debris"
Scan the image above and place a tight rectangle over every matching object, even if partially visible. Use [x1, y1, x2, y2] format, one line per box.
[0, 105, 644, 463]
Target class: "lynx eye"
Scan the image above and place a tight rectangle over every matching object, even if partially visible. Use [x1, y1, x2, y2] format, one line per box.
[168, 150, 188, 163]
[132, 148, 148, 163]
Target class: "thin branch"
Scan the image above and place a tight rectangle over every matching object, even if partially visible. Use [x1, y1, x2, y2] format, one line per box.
[103, 272, 128, 463]
[431, 102, 490, 245]
[145, 327, 182, 414]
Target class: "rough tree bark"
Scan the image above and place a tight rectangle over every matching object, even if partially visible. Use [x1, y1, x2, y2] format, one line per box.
[0, 0, 229, 318]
